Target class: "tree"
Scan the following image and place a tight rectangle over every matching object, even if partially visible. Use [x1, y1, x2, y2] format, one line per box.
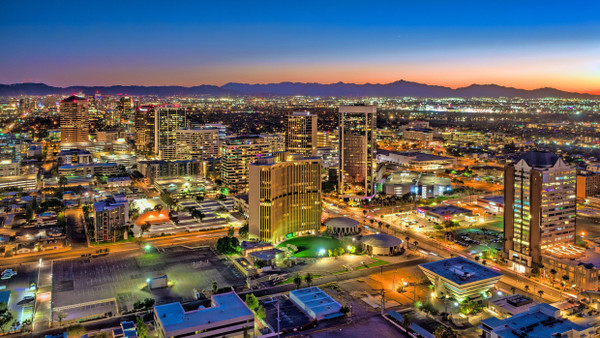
[245, 294, 259, 311]
[66, 324, 85, 338]
[413, 241, 418, 249]
[212, 281, 218, 294]
[550, 269, 557, 286]
[524, 285, 530, 294]
[238, 222, 249, 238]
[405, 236, 410, 248]
[153, 204, 163, 212]
[0, 303, 12, 334]
[81, 203, 92, 219]
[256, 305, 266, 319]
[140, 222, 151, 237]
[58, 175, 68, 191]
[510, 286, 516, 295]
[293, 274, 302, 289]
[216, 236, 240, 254]
[57, 311, 68, 327]
[227, 226, 235, 237]
[538, 290, 544, 298]
[305, 273, 314, 287]
[474, 255, 480, 261]
[21, 318, 32, 333]
[135, 317, 148, 338]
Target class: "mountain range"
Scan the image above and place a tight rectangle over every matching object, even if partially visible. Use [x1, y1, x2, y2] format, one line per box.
[0, 80, 597, 99]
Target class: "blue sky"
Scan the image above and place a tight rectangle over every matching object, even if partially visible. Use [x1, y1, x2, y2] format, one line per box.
[1, 0, 599, 92]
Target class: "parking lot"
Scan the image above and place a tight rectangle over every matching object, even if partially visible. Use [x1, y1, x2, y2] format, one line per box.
[51, 246, 244, 322]
[261, 296, 313, 333]
[0, 263, 38, 331]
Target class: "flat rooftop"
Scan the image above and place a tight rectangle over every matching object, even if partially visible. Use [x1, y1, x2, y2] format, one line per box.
[480, 195, 504, 204]
[481, 304, 588, 338]
[419, 256, 502, 285]
[154, 292, 252, 332]
[419, 205, 472, 216]
[290, 287, 341, 316]
[378, 150, 454, 162]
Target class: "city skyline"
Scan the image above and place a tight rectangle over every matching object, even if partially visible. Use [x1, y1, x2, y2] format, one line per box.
[1, 1, 599, 94]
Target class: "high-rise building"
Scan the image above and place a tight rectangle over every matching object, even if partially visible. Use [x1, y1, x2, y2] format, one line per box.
[117, 96, 136, 129]
[338, 104, 377, 198]
[93, 197, 128, 242]
[135, 105, 157, 154]
[576, 170, 600, 202]
[155, 107, 187, 159]
[176, 129, 219, 160]
[220, 135, 271, 193]
[249, 153, 322, 243]
[60, 95, 89, 144]
[261, 133, 286, 153]
[503, 151, 577, 273]
[285, 111, 317, 157]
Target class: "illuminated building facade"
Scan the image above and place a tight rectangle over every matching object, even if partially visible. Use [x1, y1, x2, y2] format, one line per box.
[60, 95, 89, 144]
[503, 151, 577, 273]
[134, 105, 156, 154]
[285, 111, 317, 157]
[176, 129, 220, 160]
[339, 104, 376, 198]
[249, 154, 322, 243]
[221, 135, 271, 193]
[155, 107, 187, 160]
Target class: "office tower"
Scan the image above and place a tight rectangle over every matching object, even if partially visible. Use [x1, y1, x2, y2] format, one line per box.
[285, 111, 318, 157]
[338, 104, 377, 198]
[60, 95, 89, 144]
[261, 133, 286, 153]
[317, 130, 337, 148]
[220, 135, 271, 193]
[503, 151, 577, 273]
[135, 105, 157, 154]
[93, 197, 128, 242]
[155, 107, 187, 160]
[176, 129, 220, 160]
[249, 153, 322, 243]
[117, 96, 136, 129]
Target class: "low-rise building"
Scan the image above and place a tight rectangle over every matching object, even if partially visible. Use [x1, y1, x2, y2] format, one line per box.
[153, 292, 254, 338]
[419, 256, 503, 302]
[289, 287, 342, 321]
[417, 205, 473, 223]
[480, 303, 594, 338]
[377, 150, 456, 171]
[382, 171, 451, 198]
[477, 196, 505, 214]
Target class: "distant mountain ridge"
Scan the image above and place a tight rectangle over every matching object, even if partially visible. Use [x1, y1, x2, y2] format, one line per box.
[0, 80, 597, 99]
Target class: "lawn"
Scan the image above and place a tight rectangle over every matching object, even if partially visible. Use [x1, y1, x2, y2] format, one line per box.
[276, 236, 344, 258]
[354, 257, 389, 270]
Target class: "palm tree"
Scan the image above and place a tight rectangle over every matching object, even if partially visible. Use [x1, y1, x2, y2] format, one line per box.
[413, 241, 418, 249]
[562, 274, 570, 290]
[212, 281, 218, 294]
[305, 273, 313, 287]
[538, 290, 544, 298]
[58, 175, 67, 191]
[550, 269, 557, 286]
[510, 286, 516, 295]
[293, 274, 302, 289]
[524, 285, 530, 294]
[405, 236, 410, 249]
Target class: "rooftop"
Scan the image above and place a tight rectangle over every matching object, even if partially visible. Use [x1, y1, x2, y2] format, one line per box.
[481, 303, 589, 338]
[418, 204, 472, 216]
[154, 292, 253, 333]
[60, 95, 86, 103]
[289, 287, 341, 316]
[325, 217, 359, 228]
[248, 248, 283, 261]
[377, 150, 453, 162]
[419, 256, 502, 285]
[361, 233, 403, 248]
[518, 151, 560, 168]
[479, 195, 505, 204]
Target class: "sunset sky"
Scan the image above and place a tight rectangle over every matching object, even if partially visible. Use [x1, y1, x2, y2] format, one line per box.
[1, 0, 599, 94]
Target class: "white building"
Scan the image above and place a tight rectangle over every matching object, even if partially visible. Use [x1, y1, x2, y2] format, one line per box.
[154, 292, 254, 338]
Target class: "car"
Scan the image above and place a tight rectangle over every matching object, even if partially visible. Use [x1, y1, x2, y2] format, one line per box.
[1, 275, 11, 280]
[21, 295, 35, 302]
